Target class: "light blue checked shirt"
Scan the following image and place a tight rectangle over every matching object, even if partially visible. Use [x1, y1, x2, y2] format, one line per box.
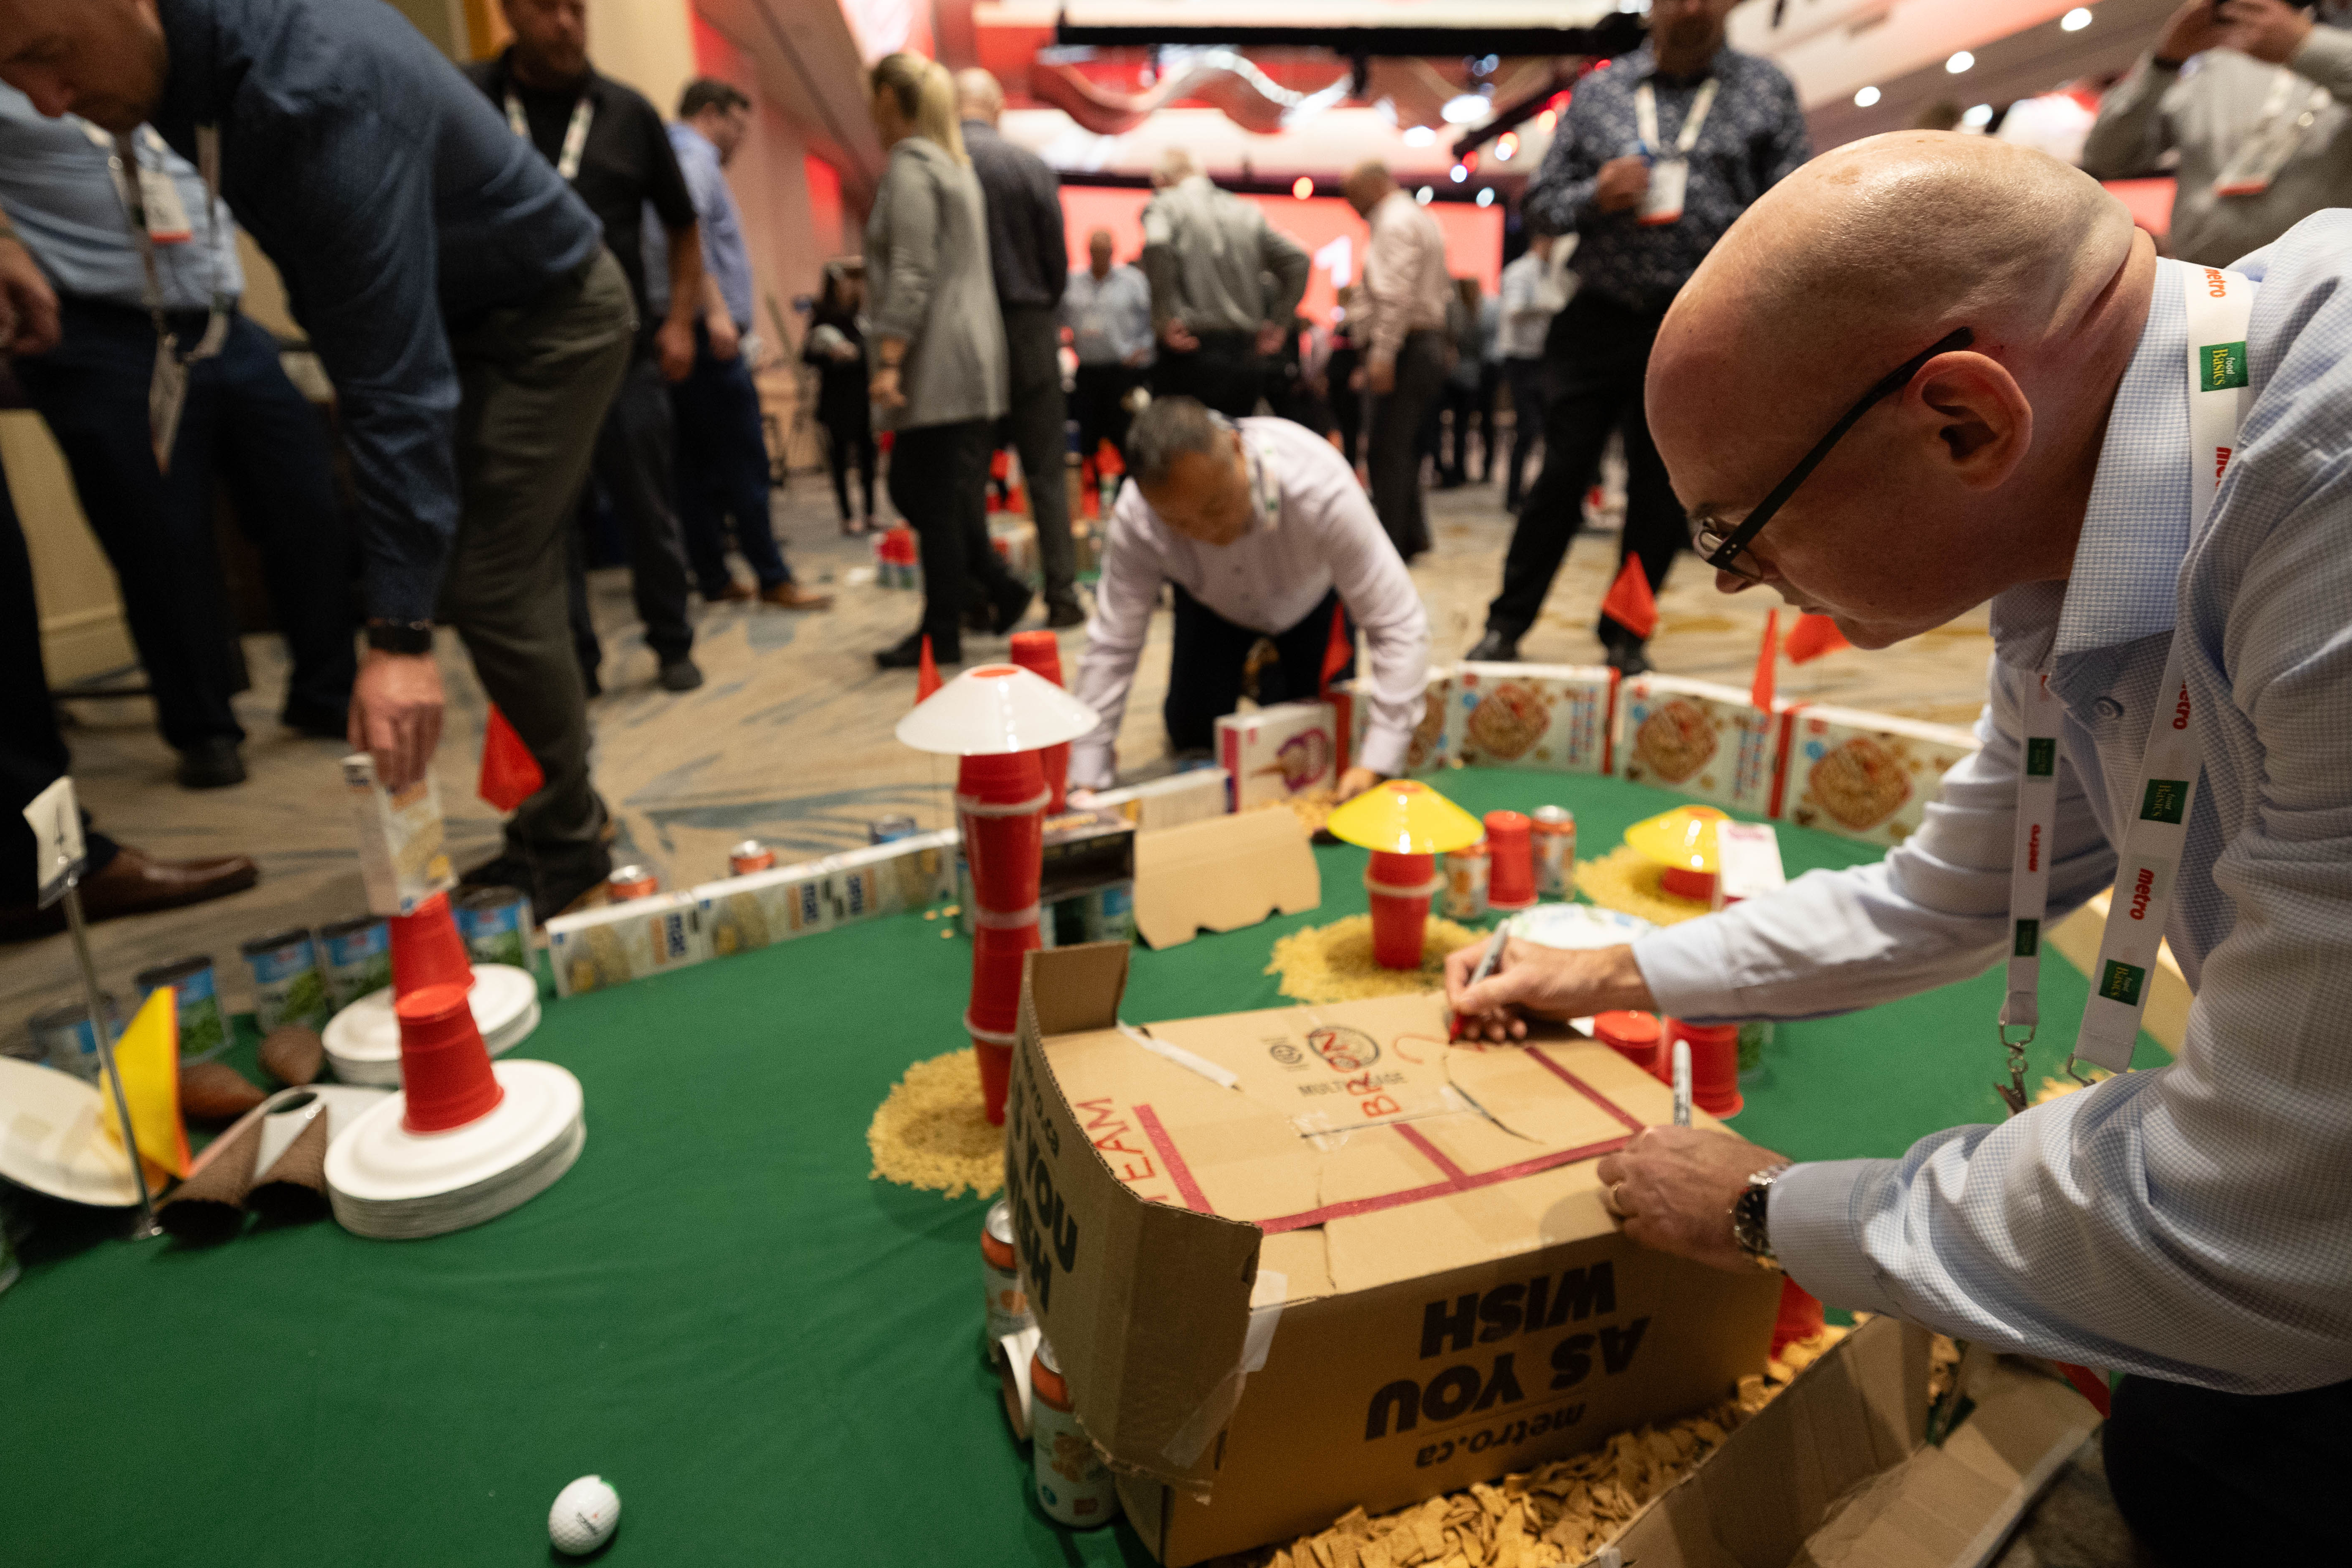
[1636, 216, 2352, 1394]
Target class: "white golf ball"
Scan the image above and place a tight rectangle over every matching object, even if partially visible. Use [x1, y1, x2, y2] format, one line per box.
[549, 1474, 621, 1556]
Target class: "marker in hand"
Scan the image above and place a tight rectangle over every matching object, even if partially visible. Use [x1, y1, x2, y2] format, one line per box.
[1671, 1037, 1693, 1128]
[1449, 922, 1511, 1043]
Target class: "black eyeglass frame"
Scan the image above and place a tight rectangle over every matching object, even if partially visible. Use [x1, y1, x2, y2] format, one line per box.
[1693, 327, 1975, 582]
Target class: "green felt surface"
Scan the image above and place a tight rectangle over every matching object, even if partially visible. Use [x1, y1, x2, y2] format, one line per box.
[0, 770, 2142, 1566]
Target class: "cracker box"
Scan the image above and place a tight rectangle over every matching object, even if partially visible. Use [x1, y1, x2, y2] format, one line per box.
[1781, 706, 1980, 847]
[341, 753, 456, 917]
[1711, 820, 1788, 911]
[546, 892, 709, 998]
[1614, 676, 1792, 818]
[1216, 701, 1339, 809]
[1337, 668, 1455, 777]
[694, 861, 839, 958]
[1089, 769, 1230, 833]
[1447, 663, 1620, 774]
[828, 830, 957, 921]
[1007, 944, 1779, 1567]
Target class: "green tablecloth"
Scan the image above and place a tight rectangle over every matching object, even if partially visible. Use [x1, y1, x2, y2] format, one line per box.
[0, 770, 2135, 1566]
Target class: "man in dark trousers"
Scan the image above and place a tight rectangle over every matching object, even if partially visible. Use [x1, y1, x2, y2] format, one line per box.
[468, 0, 709, 696]
[1466, 0, 1806, 674]
[956, 68, 1081, 628]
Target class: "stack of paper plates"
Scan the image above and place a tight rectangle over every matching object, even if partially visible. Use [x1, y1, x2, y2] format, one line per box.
[1512, 902, 1655, 950]
[322, 1060, 583, 1240]
[0, 1056, 143, 1207]
[321, 965, 540, 1086]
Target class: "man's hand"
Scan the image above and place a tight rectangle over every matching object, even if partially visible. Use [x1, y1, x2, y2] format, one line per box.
[869, 366, 906, 412]
[1595, 1126, 1789, 1273]
[348, 648, 445, 793]
[705, 313, 741, 361]
[1443, 938, 1656, 1042]
[655, 316, 696, 382]
[1336, 765, 1383, 801]
[1124, 347, 1151, 368]
[2218, 0, 2316, 62]
[1593, 156, 1653, 215]
[1160, 318, 1200, 352]
[0, 236, 61, 356]
[1255, 320, 1287, 356]
[2156, 0, 2230, 61]
[1366, 354, 1397, 396]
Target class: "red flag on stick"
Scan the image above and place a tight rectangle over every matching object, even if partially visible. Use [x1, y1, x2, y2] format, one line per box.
[478, 705, 543, 812]
[1784, 612, 1851, 664]
[916, 635, 943, 702]
[1319, 602, 1352, 696]
[1599, 556, 1659, 641]
[1749, 610, 1780, 711]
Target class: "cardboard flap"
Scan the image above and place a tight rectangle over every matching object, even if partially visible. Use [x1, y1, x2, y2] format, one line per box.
[1133, 810, 1320, 950]
[1024, 940, 1132, 1038]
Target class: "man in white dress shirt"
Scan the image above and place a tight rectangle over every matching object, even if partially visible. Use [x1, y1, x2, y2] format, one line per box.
[1447, 132, 2350, 1562]
[1068, 396, 1431, 797]
[1343, 160, 1454, 560]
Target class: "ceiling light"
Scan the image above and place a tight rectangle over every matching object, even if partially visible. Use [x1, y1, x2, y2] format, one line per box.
[1537, 109, 1557, 134]
[2061, 6, 2092, 29]
[1475, 187, 1495, 207]
[1416, 187, 1433, 204]
[1402, 125, 1437, 147]
[1962, 103, 1993, 129]
[1853, 85, 1880, 108]
[1496, 131, 1518, 161]
[1292, 176, 1313, 199]
[1946, 50, 1974, 73]
[1442, 94, 1490, 125]
[1450, 163, 1468, 183]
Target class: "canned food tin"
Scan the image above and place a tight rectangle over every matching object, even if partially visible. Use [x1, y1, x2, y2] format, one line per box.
[240, 929, 331, 1034]
[728, 839, 775, 876]
[1029, 1339, 1120, 1528]
[981, 1198, 1034, 1363]
[133, 955, 228, 1062]
[607, 865, 658, 902]
[1083, 883, 1136, 945]
[1530, 806, 1577, 898]
[319, 915, 393, 1008]
[454, 885, 535, 970]
[1443, 842, 1491, 921]
[27, 995, 119, 1082]
[869, 814, 920, 846]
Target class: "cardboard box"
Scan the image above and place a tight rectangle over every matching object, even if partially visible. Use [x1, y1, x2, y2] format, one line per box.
[1216, 701, 1340, 809]
[1089, 769, 1230, 833]
[1005, 944, 1780, 1566]
[1781, 707, 1979, 847]
[1131, 808, 1321, 950]
[546, 892, 709, 997]
[1448, 663, 1620, 773]
[1615, 676, 1793, 818]
[1599, 1316, 2100, 1568]
[1712, 821, 1787, 912]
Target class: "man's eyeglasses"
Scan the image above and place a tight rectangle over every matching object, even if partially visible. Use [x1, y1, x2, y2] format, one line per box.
[1690, 327, 1974, 584]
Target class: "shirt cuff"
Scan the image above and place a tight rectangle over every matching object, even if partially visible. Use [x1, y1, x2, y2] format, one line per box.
[1069, 740, 1117, 791]
[1769, 1159, 1904, 1317]
[1628, 920, 1742, 1021]
[1354, 722, 1410, 778]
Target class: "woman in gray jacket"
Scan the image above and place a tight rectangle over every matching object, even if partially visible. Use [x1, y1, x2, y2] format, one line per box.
[865, 53, 1033, 670]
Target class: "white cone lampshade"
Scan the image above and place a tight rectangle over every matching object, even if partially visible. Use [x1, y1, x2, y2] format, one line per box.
[897, 664, 1101, 757]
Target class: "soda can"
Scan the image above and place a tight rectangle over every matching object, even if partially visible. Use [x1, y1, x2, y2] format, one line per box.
[1030, 1338, 1120, 1529]
[869, 814, 920, 846]
[27, 995, 119, 1082]
[1443, 842, 1491, 921]
[607, 865, 659, 902]
[728, 839, 775, 876]
[319, 915, 393, 1009]
[241, 929, 331, 1034]
[1083, 883, 1136, 944]
[981, 1198, 1034, 1363]
[1531, 805, 1577, 898]
[454, 884, 535, 970]
[134, 955, 228, 1062]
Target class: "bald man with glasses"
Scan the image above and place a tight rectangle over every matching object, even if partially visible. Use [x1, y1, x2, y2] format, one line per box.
[1447, 133, 2352, 1564]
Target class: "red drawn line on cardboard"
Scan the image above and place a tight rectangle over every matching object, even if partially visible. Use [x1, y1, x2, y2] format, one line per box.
[1131, 1102, 1213, 1214]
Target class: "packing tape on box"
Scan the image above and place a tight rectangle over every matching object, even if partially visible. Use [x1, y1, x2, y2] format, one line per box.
[1117, 1021, 1241, 1091]
[1160, 1270, 1287, 1468]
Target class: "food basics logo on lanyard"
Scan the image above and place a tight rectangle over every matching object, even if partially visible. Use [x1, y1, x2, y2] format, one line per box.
[1996, 264, 2256, 1111]
[1633, 78, 1717, 229]
[506, 92, 595, 183]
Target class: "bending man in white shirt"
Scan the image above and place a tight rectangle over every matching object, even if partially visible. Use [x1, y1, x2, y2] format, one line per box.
[1068, 397, 1430, 798]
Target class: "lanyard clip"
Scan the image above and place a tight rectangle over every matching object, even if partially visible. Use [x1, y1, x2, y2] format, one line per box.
[1994, 1023, 2035, 1118]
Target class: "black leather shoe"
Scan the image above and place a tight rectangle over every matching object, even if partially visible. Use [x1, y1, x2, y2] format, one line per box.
[1464, 630, 1520, 663]
[657, 657, 704, 693]
[876, 633, 956, 670]
[1045, 596, 1087, 630]
[280, 700, 348, 740]
[177, 737, 247, 789]
[991, 583, 1036, 635]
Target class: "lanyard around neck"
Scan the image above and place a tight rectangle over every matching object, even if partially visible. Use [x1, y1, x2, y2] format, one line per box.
[1996, 263, 2257, 1109]
[114, 123, 230, 365]
[1634, 78, 1719, 158]
[507, 90, 595, 182]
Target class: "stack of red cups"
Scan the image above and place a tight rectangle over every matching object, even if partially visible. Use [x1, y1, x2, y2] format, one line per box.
[1005, 631, 1071, 814]
[388, 890, 475, 998]
[395, 983, 506, 1133]
[1364, 852, 1438, 969]
[1485, 810, 1538, 913]
[959, 746, 1050, 1125]
[1662, 1017, 1743, 1117]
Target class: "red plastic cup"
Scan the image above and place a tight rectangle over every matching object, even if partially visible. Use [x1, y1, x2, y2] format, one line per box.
[1592, 1010, 1662, 1073]
[1365, 850, 1436, 969]
[975, 1036, 1014, 1126]
[1772, 1276, 1826, 1357]
[1659, 866, 1719, 902]
[394, 982, 505, 1133]
[1485, 811, 1537, 911]
[1007, 632, 1071, 813]
[1664, 1017, 1743, 1116]
[388, 891, 474, 999]
[968, 922, 1042, 1036]
[958, 747, 1047, 914]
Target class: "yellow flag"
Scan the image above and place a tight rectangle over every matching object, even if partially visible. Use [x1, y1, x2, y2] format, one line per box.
[97, 985, 191, 1186]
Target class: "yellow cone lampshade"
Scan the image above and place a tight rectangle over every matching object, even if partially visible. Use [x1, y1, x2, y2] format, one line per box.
[1323, 779, 1487, 857]
[1624, 804, 1730, 873]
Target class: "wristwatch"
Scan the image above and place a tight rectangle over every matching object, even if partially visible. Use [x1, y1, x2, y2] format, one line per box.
[364, 619, 435, 655]
[1730, 1164, 1790, 1272]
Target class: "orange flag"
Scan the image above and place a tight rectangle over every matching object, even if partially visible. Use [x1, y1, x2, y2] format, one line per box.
[1599, 556, 1659, 641]
[478, 704, 544, 813]
[916, 635, 943, 701]
[1319, 602, 1353, 695]
[1784, 612, 1852, 664]
[1750, 609, 1780, 711]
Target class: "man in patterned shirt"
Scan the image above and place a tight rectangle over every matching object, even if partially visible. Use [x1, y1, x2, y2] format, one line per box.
[1468, 0, 1805, 673]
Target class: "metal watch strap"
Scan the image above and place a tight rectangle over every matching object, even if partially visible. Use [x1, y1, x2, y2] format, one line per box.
[1731, 1165, 1789, 1270]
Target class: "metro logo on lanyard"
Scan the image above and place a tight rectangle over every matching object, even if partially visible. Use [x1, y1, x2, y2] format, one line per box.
[1998, 265, 2257, 1107]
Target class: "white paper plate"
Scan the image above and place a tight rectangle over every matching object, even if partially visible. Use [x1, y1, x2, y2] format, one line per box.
[321, 966, 540, 1086]
[1509, 902, 1655, 951]
[0, 1056, 141, 1207]
[325, 1059, 582, 1207]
